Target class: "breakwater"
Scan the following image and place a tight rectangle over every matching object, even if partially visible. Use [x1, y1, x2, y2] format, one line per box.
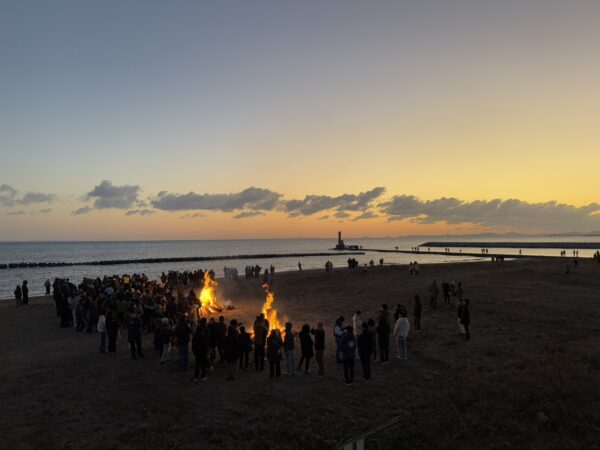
[420, 242, 600, 250]
[0, 251, 365, 270]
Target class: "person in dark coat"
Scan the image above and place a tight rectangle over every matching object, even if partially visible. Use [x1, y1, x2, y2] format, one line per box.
[358, 322, 374, 381]
[105, 308, 119, 354]
[339, 326, 356, 385]
[127, 312, 144, 359]
[442, 281, 451, 305]
[22, 281, 29, 305]
[253, 314, 268, 371]
[311, 322, 325, 376]
[215, 316, 228, 362]
[297, 324, 314, 374]
[413, 295, 422, 332]
[208, 317, 218, 361]
[14, 285, 22, 307]
[376, 305, 390, 364]
[175, 315, 192, 369]
[236, 326, 252, 370]
[192, 318, 211, 381]
[224, 323, 240, 380]
[266, 329, 283, 378]
[460, 299, 471, 341]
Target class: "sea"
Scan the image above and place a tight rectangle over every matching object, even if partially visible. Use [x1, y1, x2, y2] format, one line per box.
[1, 236, 599, 299]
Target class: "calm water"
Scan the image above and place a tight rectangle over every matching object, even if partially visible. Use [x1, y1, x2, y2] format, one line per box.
[1, 236, 599, 299]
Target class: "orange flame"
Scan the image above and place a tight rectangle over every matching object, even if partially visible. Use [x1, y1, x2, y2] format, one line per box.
[261, 283, 285, 331]
[200, 272, 223, 315]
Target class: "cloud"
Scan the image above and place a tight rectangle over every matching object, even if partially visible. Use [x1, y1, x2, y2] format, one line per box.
[379, 195, 600, 230]
[86, 180, 141, 209]
[152, 187, 281, 212]
[233, 211, 265, 219]
[334, 211, 351, 219]
[38, 208, 52, 214]
[283, 187, 385, 216]
[0, 184, 18, 206]
[180, 213, 206, 219]
[19, 192, 56, 205]
[6, 210, 26, 215]
[125, 209, 154, 216]
[71, 206, 92, 215]
[0, 184, 55, 206]
[353, 210, 379, 221]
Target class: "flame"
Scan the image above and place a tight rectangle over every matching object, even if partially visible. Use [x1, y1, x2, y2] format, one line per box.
[200, 272, 223, 315]
[261, 283, 285, 331]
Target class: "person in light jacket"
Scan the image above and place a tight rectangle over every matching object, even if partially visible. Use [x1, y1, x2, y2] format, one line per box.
[393, 310, 410, 360]
[97, 310, 107, 353]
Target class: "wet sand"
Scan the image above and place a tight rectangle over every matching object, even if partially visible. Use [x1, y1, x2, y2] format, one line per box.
[0, 259, 599, 449]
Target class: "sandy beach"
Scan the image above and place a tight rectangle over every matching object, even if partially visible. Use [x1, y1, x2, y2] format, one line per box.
[1, 259, 599, 449]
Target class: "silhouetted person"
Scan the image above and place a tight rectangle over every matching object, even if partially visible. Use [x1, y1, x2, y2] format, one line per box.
[358, 322, 373, 381]
[413, 295, 422, 332]
[297, 324, 314, 374]
[22, 281, 29, 305]
[460, 299, 471, 341]
[267, 329, 282, 378]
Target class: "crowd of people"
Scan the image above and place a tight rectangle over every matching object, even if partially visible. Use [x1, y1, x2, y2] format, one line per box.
[13, 259, 476, 386]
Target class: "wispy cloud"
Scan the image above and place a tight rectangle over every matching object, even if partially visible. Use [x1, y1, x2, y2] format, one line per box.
[0, 184, 55, 206]
[71, 206, 92, 215]
[233, 211, 265, 219]
[179, 213, 206, 219]
[6, 210, 26, 215]
[125, 209, 154, 216]
[152, 187, 281, 212]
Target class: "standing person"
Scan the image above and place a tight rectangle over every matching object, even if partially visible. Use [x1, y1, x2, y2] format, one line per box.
[127, 311, 144, 360]
[429, 280, 439, 310]
[175, 315, 191, 369]
[358, 322, 374, 381]
[367, 318, 377, 361]
[208, 317, 218, 362]
[97, 310, 107, 353]
[215, 316, 227, 362]
[192, 318, 210, 382]
[413, 295, 422, 333]
[333, 316, 345, 363]
[44, 279, 51, 295]
[253, 314, 268, 371]
[352, 311, 363, 337]
[284, 322, 295, 375]
[237, 325, 252, 371]
[22, 281, 29, 306]
[224, 322, 240, 380]
[376, 305, 390, 365]
[460, 299, 471, 341]
[158, 317, 173, 363]
[393, 310, 410, 360]
[267, 329, 283, 378]
[442, 281, 451, 305]
[105, 308, 119, 355]
[297, 324, 314, 375]
[14, 284, 22, 307]
[339, 326, 356, 385]
[457, 299, 465, 335]
[311, 322, 325, 376]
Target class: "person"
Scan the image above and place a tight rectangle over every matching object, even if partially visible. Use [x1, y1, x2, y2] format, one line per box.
[224, 321, 240, 380]
[44, 279, 51, 295]
[175, 315, 192, 369]
[298, 262, 302, 272]
[284, 322, 295, 375]
[192, 318, 210, 382]
[352, 310, 363, 338]
[311, 322, 325, 376]
[413, 295, 422, 332]
[22, 280, 29, 306]
[267, 329, 283, 378]
[208, 317, 218, 361]
[442, 281, 451, 305]
[14, 284, 22, 307]
[339, 326, 356, 385]
[393, 309, 410, 360]
[158, 317, 172, 363]
[297, 324, 314, 374]
[237, 325, 252, 371]
[105, 308, 119, 355]
[376, 305, 390, 364]
[253, 314, 268, 371]
[333, 316, 345, 363]
[97, 310, 107, 353]
[457, 299, 465, 335]
[215, 316, 227, 362]
[358, 322, 374, 381]
[429, 280, 439, 310]
[367, 318, 377, 361]
[460, 299, 471, 341]
[127, 311, 144, 360]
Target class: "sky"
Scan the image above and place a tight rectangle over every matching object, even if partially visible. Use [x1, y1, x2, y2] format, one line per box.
[1, 0, 600, 240]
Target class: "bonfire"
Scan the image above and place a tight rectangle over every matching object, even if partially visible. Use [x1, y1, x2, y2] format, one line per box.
[261, 283, 286, 331]
[200, 272, 224, 315]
